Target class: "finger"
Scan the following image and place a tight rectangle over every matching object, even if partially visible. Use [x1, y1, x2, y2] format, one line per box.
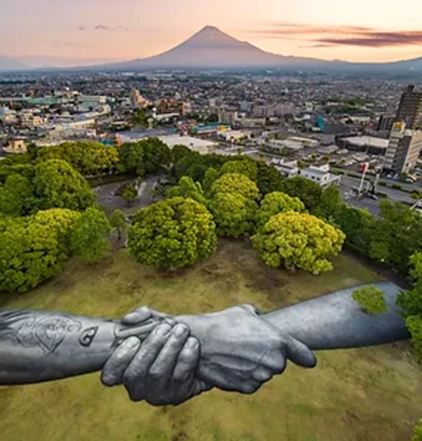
[260, 346, 287, 374]
[251, 366, 273, 382]
[285, 336, 317, 368]
[122, 307, 175, 326]
[122, 323, 174, 401]
[148, 324, 190, 384]
[101, 337, 141, 387]
[122, 306, 152, 325]
[172, 337, 200, 383]
[239, 303, 261, 315]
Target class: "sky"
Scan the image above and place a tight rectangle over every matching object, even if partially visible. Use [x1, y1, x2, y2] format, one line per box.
[1, 0, 422, 66]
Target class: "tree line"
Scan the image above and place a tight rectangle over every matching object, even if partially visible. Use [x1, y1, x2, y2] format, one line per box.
[1, 139, 422, 365]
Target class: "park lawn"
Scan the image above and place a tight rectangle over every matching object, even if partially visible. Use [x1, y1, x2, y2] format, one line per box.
[0, 239, 421, 441]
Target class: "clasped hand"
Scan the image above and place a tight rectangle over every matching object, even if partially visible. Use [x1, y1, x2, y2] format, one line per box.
[101, 304, 316, 406]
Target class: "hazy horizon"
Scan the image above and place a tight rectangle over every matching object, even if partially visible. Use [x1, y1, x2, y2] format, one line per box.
[2, 0, 422, 67]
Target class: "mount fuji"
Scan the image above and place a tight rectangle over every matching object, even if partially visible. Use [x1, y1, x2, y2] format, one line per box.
[96, 25, 328, 70]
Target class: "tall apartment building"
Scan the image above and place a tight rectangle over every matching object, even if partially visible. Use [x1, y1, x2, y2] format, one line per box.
[395, 85, 422, 129]
[129, 89, 148, 109]
[383, 122, 422, 174]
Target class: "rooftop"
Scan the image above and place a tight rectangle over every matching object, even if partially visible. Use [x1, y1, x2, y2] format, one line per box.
[342, 136, 389, 149]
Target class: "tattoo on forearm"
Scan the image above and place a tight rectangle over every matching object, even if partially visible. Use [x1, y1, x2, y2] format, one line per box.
[0, 310, 82, 356]
[79, 326, 99, 347]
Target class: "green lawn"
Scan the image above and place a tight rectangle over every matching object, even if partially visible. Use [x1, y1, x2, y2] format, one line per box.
[1, 240, 421, 441]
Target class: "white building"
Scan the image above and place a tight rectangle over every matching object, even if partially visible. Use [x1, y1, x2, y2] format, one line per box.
[299, 164, 341, 188]
[271, 159, 300, 178]
[158, 135, 216, 155]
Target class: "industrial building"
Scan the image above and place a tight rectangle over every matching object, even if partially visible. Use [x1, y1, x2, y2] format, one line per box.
[338, 135, 389, 155]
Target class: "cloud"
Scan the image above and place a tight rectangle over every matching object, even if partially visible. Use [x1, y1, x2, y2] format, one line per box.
[78, 25, 131, 32]
[249, 24, 422, 48]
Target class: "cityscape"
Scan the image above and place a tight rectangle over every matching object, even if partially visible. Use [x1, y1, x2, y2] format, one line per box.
[1, 5, 422, 441]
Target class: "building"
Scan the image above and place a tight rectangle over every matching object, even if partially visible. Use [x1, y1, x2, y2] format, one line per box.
[158, 135, 216, 155]
[3, 139, 27, 153]
[270, 159, 300, 178]
[129, 89, 148, 109]
[338, 135, 389, 155]
[395, 85, 422, 129]
[218, 110, 238, 125]
[377, 115, 395, 132]
[383, 122, 422, 174]
[299, 164, 341, 188]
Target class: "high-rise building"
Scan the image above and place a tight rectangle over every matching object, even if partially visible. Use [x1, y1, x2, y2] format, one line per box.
[395, 85, 422, 129]
[383, 122, 422, 174]
[376, 115, 395, 132]
[129, 89, 148, 109]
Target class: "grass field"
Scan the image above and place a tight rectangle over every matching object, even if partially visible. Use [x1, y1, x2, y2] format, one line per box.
[1, 239, 421, 441]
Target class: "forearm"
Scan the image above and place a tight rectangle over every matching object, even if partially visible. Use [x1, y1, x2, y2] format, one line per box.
[262, 281, 410, 350]
[0, 309, 147, 385]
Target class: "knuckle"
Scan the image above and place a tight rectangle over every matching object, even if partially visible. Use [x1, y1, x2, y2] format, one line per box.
[101, 373, 115, 387]
[240, 383, 260, 394]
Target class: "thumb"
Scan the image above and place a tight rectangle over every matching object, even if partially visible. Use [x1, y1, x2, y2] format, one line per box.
[284, 336, 317, 368]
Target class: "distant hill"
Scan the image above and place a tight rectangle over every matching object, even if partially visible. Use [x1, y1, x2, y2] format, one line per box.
[94, 25, 329, 70]
[0, 56, 28, 72]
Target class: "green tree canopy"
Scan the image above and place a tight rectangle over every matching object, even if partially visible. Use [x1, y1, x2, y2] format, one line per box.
[256, 162, 285, 196]
[257, 191, 305, 228]
[369, 201, 422, 275]
[208, 192, 258, 238]
[219, 159, 258, 181]
[129, 197, 217, 270]
[172, 145, 192, 164]
[166, 176, 206, 205]
[122, 184, 138, 205]
[316, 186, 343, 220]
[202, 167, 219, 194]
[252, 212, 345, 274]
[34, 159, 95, 211]
[0, 209, 80, 293]
[280, 177, 322, 212]
[109, 209, 127, 240]
[336, 205, 376, 258]
[412, 419, 422, 441]
[118, 142, 145, 176]
[36, 141, 119, 176]
[0, 173, 37, 217]
[352, 286, 387, 315]
[71, 207, 111, 263]
[140, 138, 172, 174]
[397, 253, 422, 359]
[211, 173, 260, 201]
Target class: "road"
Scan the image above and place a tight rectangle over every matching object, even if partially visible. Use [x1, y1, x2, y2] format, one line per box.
[94, 174, 163, 216]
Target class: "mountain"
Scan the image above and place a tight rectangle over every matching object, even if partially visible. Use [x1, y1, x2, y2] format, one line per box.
[95, 25, 328, 70]
[0, 56, 28, 72]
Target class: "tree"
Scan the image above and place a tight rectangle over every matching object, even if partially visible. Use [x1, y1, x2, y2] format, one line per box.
[202, 167, 219, 194]
[109, 209, 127, 240]
[141, 138, 172, 174]
[0, 209, 80, 293]
[71, 207, 111, 263]
[122, 184, 138, 205]
[34, 160, 95, 211]
[208, 192, 258, 238]
[280, 177, 322, 212]
[397, 253, 422, 359]
[118, 142, 144, 176]
[412, 420, 422, 441]
[316, 186, 343, 220]
[131, 108, 148, 126]
[37, 141, 119, 176]
[369, 201, 422, 275]
[128, 197, 217, 270]
[257, 191, 305, 228]
[166, 176, 206, 205]
[255, 162, 285, 196]
[211, 173, 260, 201]
[219, 159, 258, 181]
[252, 212, 345, 274]
[172, 145, 192, 164]
[352, 286, 387, 315]
[0, 173, 37, 216]
[336, 205, 376, 258]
